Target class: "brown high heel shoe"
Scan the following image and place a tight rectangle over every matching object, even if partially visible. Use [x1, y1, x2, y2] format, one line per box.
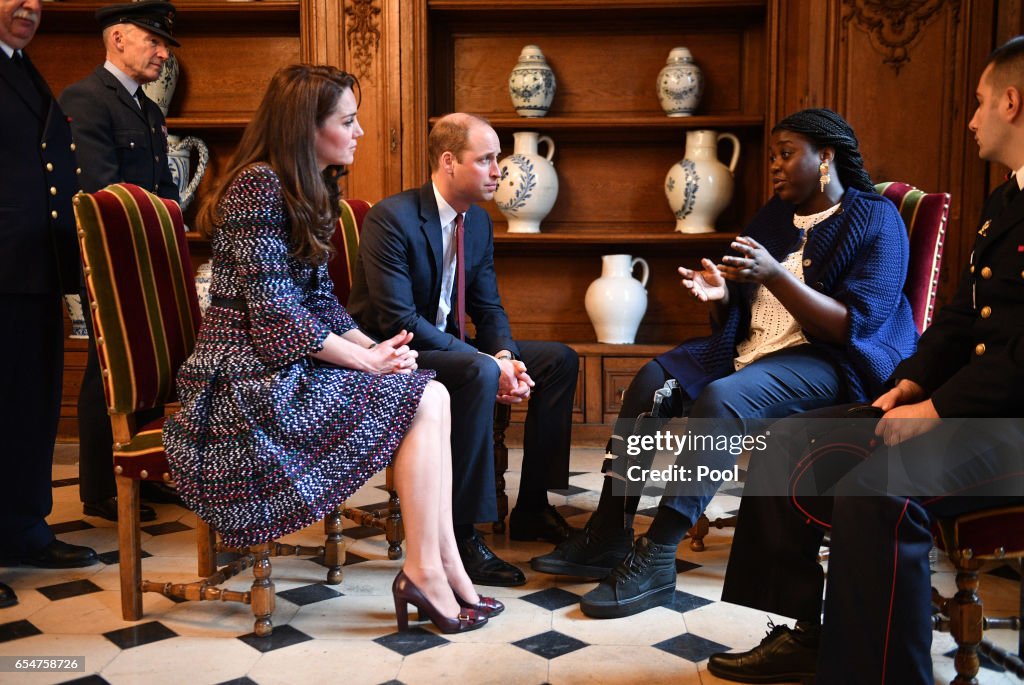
[453, 589, 504, 618]
[392, 570, 488, 634]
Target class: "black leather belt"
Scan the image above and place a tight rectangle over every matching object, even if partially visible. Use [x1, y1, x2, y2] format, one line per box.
[210, 296, 248, 313]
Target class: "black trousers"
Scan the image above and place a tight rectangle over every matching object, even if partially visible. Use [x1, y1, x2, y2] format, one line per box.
[0, 293, 62, 556]
[722, 404, 1024, 685]
[418, 340, 578, 525]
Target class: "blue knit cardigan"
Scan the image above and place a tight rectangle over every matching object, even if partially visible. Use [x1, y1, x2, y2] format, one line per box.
[656, 187, 919, 403]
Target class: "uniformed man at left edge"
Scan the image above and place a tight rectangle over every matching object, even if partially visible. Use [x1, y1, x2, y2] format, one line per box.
[0, 0, 99, 602]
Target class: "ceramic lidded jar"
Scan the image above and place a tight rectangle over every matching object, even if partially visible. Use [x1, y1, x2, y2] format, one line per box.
[495, 132, 559, 233]
[141, 53, 179, 117]
[656, 47, 703, 117]
[585, 254, 650, 344]
[508, 45, 556, 117]
[665, 129, 741, 233]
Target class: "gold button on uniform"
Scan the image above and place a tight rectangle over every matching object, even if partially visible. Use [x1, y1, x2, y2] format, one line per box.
[49, 187, 57, 196]
[76, 168, 82, 175]
[50, 210, 57, 219]
[129, 141, 135, 149]
[803, 259, 812, 267]
[70, 143, 76, 151]
[40, 142, 47, 150]
[970, 265, 975, 274]
[981, 266, 992, 279]
[975, 343, 986, 356]
[980, 306, 992, 318]
[46, 162, 53, 172]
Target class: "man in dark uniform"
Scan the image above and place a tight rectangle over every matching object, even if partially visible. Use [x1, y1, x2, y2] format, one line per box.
[59, 0, 180, 522]
[707, 36, 1024, 685]
[0, 0, 99, 600]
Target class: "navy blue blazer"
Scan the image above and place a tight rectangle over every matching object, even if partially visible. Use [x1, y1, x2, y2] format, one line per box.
[348, 182, 519, 356]
[0, 49, 79, 295]
[59, 66, 178, 201]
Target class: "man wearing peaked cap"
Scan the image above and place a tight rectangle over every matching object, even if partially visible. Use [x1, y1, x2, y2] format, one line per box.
[59, 0, 181, 524]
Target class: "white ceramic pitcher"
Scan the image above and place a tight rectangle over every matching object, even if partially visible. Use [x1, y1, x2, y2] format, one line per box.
[585, 254, 650, 344]
[495, 132, 559, 233]
[665, 130, 741, 233]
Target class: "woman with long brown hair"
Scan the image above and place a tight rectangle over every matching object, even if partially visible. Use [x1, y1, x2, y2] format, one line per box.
[164, 65, 496, 634]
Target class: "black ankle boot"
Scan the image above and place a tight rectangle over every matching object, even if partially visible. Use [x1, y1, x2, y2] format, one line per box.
[707, 620, 818, 683]
[530, 523, 633, 578]
[579, 535, 677, 618]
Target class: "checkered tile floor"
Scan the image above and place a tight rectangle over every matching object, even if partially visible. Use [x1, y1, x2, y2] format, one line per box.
[0, 445, 1020, 684]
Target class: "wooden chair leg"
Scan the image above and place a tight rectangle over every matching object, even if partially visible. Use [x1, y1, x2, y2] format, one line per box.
[250, 542, 275, 637]
[116, 475, 143, 621]
[323, 505, 345, 584]
[385, 465, 404, 560]
[687, 513, 710, 552]
[196, 518, 216, 577]
[949, 563, 984, 684]
[492, 403, 510, 533]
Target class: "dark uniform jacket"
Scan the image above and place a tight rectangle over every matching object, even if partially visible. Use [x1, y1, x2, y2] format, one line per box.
[894, 180, 1024, 417]
[0, 50, 79, 294]
[58, 65, 178, 200]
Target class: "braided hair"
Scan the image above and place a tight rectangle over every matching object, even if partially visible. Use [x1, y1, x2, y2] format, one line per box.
[772, 108, 875, 194]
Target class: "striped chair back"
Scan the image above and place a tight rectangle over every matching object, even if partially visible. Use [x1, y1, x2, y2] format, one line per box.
[875, 182, 950, 333]
[73, 183, 200, 415]
[326, 198, 373, 305]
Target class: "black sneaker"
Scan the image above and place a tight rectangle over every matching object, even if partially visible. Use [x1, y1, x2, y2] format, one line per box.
[579, 535, 677, 618]
[707, 620, 818, 683]
[529, 524, 634, 578]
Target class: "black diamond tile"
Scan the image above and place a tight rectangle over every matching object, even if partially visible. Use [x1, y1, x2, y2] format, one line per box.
[555, 505, 589, 519]
[513, 630, 587, 660]
[37, 578, 103, 602]
[986, 563, 1022, 581]
[635, 507, 658, 519]
[238, 624, 313, 653]
[50, 520, 96, 535]
[51, 477, 81, 488]
[216, 551, 242, 566]
[519, 587, 582, 611]
[550, 484, 587, 497]
[277, 583, 343, 606]
[376, 681, 405, 685]
[567, 471, 587, 478]
[343, 525, 385, 540]
[0, 619, 42, 643]
[642, 485, 666, 497]
[943, 647, 1005, 672]
[57, 676, 111, 685]
[308, 550, 371, 567]
[671, 589, 714, 613]
[97, 548, 152, 565]
[103, 621, 177, 649]
[676, 558, 701, 573]
[140, 521, 192, 536]
[356, 500, 391, 512]
[213, 678, 259, 685]
[654, 632, 729, 662]
[374, 627, 449, 656]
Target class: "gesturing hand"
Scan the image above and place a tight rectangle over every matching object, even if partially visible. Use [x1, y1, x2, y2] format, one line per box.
[366, 330, 419, 375]
[678, 259, 727, 303]
[718, 236, 782, 284]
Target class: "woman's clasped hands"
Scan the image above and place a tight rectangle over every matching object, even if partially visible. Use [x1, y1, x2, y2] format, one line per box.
[366, 330, 419, 375]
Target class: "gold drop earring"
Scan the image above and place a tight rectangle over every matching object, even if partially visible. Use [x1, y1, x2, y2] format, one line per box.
[819, 160, 831, 193]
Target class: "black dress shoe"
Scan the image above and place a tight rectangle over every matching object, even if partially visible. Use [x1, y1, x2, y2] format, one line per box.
[140, 481, 183, 505]
[531, 523, 634, 578]
[707, 621, 818, 683]
[0, 582, 17, 608]
[84, 497, 157, 522]
[21, 540, 98, 569]
[579, 535, 677, 618]
[509, 504, 577, 544]
[456, 531, 526, 586]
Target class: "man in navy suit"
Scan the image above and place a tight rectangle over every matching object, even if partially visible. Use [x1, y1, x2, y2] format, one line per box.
[0, 0, 98, 592]
[59, 0, 180, 523]
[349, 113, 579, 585]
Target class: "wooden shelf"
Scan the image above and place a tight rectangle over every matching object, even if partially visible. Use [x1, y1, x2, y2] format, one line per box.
[494, 231, 737, 246]
[429, 0, 764, 12]
[431, 115, 764, 131]
[167, 116, 250, 130]
[43, 1, 299, 32]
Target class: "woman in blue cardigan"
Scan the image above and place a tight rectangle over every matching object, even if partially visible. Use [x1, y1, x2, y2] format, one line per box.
[532, 108, 919, 618]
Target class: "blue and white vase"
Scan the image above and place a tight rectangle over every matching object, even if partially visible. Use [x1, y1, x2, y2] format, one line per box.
[167, 135, 210, 211]
[63, 294, 89, 339]
[508, 45, 556, 117]
[656, 47, 703, 117]
[194, 260, 213, 316]
[665, 129, 740, 233]
[495, 132, 559, 233]
[141, 52, 179, 118]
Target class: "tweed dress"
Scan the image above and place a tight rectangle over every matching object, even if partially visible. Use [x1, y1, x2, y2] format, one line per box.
[163, 164, 434, 548]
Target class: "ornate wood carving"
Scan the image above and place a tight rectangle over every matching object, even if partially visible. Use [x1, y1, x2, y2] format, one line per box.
[345, 0, 381, 82]
[841, 0, 960, 73]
